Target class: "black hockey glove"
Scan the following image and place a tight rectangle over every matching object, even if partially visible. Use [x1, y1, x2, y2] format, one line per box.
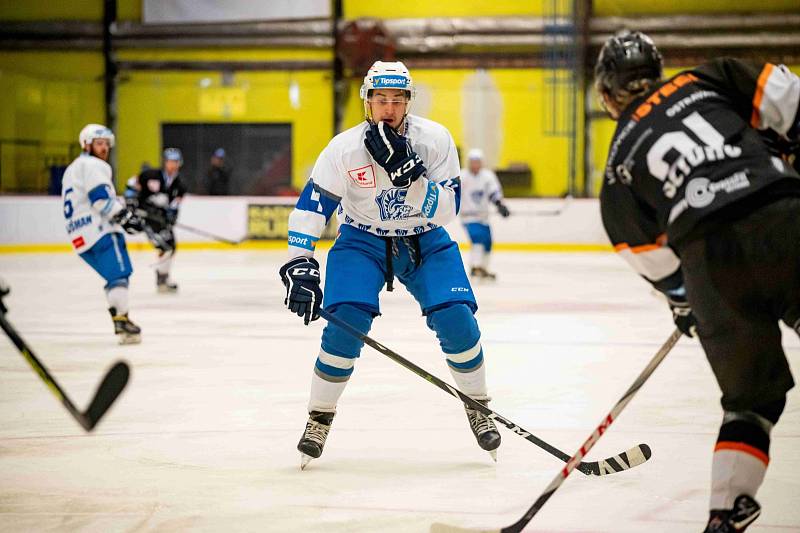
[364, 121, 427, 188]
[111, 207, 145, 234]
[495, 201, 510, 218]
[279, 257, 323, 325]
[665, 287, 697, 337]
[165, 208, 179, 225]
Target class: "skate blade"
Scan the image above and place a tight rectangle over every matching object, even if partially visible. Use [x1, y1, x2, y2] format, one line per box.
[118, 334, 141, 345]
[488, 449, 497, 462]
[300, 453, 314, 470]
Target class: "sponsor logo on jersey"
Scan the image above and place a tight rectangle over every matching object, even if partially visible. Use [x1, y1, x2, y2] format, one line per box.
[375, 187, 414, 221]
[357, 223, 372, 232]
[668, 170, 751, 223]
[347, 164, 376, 188]
[662, 143, 742, 198]
[287, 231, 317, 250]
[71, 236, 86, 249]
[394, 229, 408, 236]
[66, 214, 92, 234]
[413, 225, 425, 234]
[375, 228, 390, 236]
[633, 73, 698, 121]
[372, 75, 409, 89]
[450, 287, 470, 292]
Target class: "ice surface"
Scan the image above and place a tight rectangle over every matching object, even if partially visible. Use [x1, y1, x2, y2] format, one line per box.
[1, 249, 797, 532]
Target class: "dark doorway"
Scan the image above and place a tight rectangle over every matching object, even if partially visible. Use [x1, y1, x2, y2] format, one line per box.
[161, 123, 293, 195]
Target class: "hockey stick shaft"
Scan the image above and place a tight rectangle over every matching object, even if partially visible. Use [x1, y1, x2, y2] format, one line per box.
[0, 307, 130, 432]
[175, 222, 243, 245]
[136, 208, 243, 245]
[320, 308, 651, 476]
[497, 328, 682, 533]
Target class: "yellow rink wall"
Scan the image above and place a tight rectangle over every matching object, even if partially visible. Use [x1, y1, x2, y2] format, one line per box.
[1, 0, 797, 196]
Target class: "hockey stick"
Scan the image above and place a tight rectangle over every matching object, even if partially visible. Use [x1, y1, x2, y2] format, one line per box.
[431, 328, 682, 533]
[0, 286, 130, 432]
[136, 208, 244, 245]
[319, 308, 652, 476]
[518, 195, 573, 217]
[175, 222, 245, 245]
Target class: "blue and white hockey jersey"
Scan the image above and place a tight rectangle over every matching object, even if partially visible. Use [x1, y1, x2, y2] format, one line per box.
[287, 114, 461, 258]
[61, 153, 124, 252]
[458, 167, 504, 224]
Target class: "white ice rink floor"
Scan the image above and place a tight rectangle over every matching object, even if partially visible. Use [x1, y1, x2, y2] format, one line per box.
[0, 248, 798, 533]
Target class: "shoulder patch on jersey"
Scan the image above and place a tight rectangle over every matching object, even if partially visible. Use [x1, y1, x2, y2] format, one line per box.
[348, 164, 376, 188]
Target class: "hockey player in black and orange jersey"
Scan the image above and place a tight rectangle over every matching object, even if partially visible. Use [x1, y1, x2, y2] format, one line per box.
[595, 31, 799, 532]
[138, 148, 187, 293]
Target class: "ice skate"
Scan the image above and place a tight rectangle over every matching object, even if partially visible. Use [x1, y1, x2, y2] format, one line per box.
[704, 495, 761, 532]
[109, 307, 141, 345]
[298, 410, 335, 470]
[465, 398, 501, 461]
[469, 266, 496, 281]
[156, 272, 178, 293]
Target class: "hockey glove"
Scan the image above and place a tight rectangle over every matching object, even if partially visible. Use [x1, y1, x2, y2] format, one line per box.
[665, 286, 697, 337]
[495, 201, 511, 218]
[111, 207, 145, 234]
[279, 257, 323, 325]
[165, 208, 179, 225]
[364, 121, 427, 188]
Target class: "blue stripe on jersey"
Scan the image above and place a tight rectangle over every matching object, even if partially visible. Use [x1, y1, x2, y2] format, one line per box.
[88, 184, 110, 204]
[296, 180, 339, 222]
[288, 230, 318, 251]
[420, 180, 439, 218]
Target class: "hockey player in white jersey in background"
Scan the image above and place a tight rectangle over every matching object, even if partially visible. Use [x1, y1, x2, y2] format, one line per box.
[458, 148, 510, 280]
[279, 60, 501, 469]
[62, 124, 145, 344]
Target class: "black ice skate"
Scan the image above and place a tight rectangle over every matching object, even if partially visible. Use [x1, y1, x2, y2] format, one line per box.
[298, 410, 335, 470]
[465, 398, 501, 461]
[108, 307, 141, 345]
[156, 272, 178, 293]
[704, 495, 761, 533]
[469, 267, 497, 281]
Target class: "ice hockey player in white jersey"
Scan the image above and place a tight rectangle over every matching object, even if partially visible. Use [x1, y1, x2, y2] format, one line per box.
[61, 124, 145, 344]
[459, 148, 510, 280]
[279, 60, 501, 469]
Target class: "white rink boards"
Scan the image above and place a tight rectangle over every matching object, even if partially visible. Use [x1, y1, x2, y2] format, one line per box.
[1, 248, 798, 532]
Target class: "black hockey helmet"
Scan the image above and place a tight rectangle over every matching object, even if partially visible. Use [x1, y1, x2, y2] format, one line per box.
[594, 30, 663, 96]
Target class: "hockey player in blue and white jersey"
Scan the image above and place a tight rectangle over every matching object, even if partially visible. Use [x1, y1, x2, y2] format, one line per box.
[62, 124, 145, 344]
[279, 60, 501, 469]
[459, 148, 510, 280]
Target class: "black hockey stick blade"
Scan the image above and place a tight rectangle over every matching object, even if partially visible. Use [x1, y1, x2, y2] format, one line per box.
[320, 308, 652, 476]
[1, 296, 130, 432]
[431, 329, 682, 533]
[80, 361, 130, 431]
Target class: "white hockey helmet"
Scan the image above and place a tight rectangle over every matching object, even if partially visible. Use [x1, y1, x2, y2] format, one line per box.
[467, 149, 484, 161]
[79, 123, 115, 150]
[360, 60, 414, 123]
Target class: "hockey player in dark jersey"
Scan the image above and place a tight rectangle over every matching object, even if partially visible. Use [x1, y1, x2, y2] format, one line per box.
[138, 148, 187, 293]
[595, 31, 799, 532]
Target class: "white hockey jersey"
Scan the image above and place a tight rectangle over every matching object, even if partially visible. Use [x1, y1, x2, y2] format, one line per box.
[61, 153, 124, 252]
[287, 114, 461, 258]
[458, 166, 504, 224]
